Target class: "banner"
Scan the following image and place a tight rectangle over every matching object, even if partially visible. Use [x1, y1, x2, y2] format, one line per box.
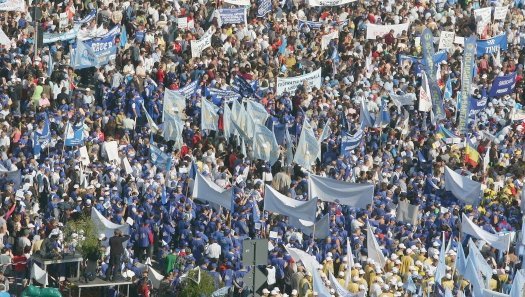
[477, 34, 507, 57]
[191, 27, 214, 58]
[308, 0, 357, 6]
[461, 213, 512, 251]
[469, 96, 488, 117]
[286, 247, 320, 274]
[224, 0, 250, 5]
[193, 172, 233, 210]
[390, 93, 416, 111]
[421, 28, 445, 120]
[216, 8, 247, 26]
[44, 25, 80, 44]
[341, 129, 363, 155]
[207, 88, 241, 100]
[82, 30, 118, 63]
[419, 72, 432, 112]
[366, 23, 410, 40]
[276, 68, 322, 95]
[321, 30, 339, 50]
[444, 166, 481, 205]
[232, 75, 255, 97]
[438, 31, 455, 50]
[73, 39, 116, 69]
[297, 20, 323, 30]
[0, 0, 25, 12]
[175, 80, 199, 98]
[474, 7, 492, 35]
[489, 72, 516, 97]
[494, 6, 509, 20]
[308, 175, 374, 208]
[263, 184, 318, 222]
[150, 144, 172, 171]
[59, 13, 69, 29]
[91, 208, 129, 247]
[458, 37, 477, 134]
[257, 0, 272, 17]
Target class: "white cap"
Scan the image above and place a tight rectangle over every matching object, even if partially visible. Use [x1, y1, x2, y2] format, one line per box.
[262, 289, 270, 294]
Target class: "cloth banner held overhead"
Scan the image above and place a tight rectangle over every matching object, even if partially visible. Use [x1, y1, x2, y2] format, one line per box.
[489, 72, 516, 97]
[285, 247, 320, 274]
[308, 0, 356, 6]
[216, 8, 247, 26]
[395, 200, 419, 225]
[193, 172, 233, 210]
[477, 34, 507, 57]
[461, 213, 512, 251]
[366, 23, 410, 40]
[444, 166, 481, 205]
[257, 0, 271, 17]
[263, 184, 318, 222]
[276, 68, 322, 95]
[91, 208, 129, 247]
[308, 174, 373, 208]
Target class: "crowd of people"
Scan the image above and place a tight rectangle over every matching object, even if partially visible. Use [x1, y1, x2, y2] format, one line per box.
[0, 0, 522, 296]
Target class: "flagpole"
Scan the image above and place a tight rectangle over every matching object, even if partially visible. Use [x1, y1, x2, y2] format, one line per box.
[60, 121, 69, 160]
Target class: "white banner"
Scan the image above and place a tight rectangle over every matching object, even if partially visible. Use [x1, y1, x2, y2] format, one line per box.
[191, 27, 214, 58]
[493, 6, 508, 21]
[103, 141, 119, 161]
[0, 28, 10, 46]
[308, 0, 356, 7]
[193, 172, 233, 210]
[321, 30, 339, 50]
[438, 31, 455, 50]
[454, 36, 465, 45]
[474, 7, 492, 35]
[224, 0, 250, 5]
[91, 208, 129, 247]
[444, 166, 481, 205]
[308, 174, 374, 208]
[276, 68, 322, 95]
[461, 213, 512, 251]
[366, 23, 410, 40]
[0, 0, 25, 12]
[263, 184, 318, 222]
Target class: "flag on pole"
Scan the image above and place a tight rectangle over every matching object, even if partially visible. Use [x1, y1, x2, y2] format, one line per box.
[293, 119, 320, 170]
[201, 98, 220, 131]
[367, 223, 386, 268]
[465, 137, 481, 167]
[434, 233, 447, 284]
[64, 121, 85, 146]
[142, 103, 159, 134]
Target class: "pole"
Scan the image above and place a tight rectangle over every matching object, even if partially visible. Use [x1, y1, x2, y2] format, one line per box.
[252, 241, 256, 297]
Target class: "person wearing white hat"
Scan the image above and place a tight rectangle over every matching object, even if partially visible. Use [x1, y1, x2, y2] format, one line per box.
[290, 289, 298, 296]
[262, 288, 270, 296]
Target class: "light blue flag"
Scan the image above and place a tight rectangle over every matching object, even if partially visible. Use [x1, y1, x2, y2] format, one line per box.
[443, 77, 454, 101]
[161, 185, 167, 205]
[376, 99, 390, 128]
[341, 129, 363, 156]
[120, 24, 128, 47]
[150, 144, 172, 171]
[163, 89, 186, 121]
[246, 99, 269, 138]
[73, 40, 99, 69]
[456, 243, 467, 276]
[289, 213, 330, 239]
[293, 119, 320, 170]
[464, 257, 484, 297]
[360, 99, 374, 128]
[163, 112, 184, 149]
[64, 122, 85, 147]
[329, 273, 355, 297]
[312, 268, 331, 297]
[201, 98, 220, 131]
[252, 124, 279, 165]
[318, 118, 331, 142]
[47, 53, 54, 77]
[285, 125, 294, 167]
[223, 104, 233, 141]
[510, 269, 525, 297]
[467, 239, 493, 279]
[404, 275, 417, 293]
[435, 233, 447, 284]
[142, 103, 159, 134]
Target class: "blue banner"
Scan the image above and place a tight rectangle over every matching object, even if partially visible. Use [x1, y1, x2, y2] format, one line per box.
[175, 80, 199, 98]
[32, 113, 51, 156]
[257, 0, 271, 17]
[206, 88, 242, 101]
[218, 8, 246, 26]
[458, 37, 477, 134]
[489, 72, 516, 97]
[421, 28, 445, 120]
[73, 28, 118, 69]
[476, 34, 507, 57]
[297, 20, 323, 30]
[469, 96, 488, 117]
[232, 75, 254, 97]
[398, 51, 447, 74]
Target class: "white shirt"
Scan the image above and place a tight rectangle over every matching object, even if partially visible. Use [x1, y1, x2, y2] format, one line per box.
[206, 242, 222, 259]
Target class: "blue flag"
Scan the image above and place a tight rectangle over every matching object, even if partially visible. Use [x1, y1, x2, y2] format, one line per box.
[32, 113, 51, 156]
[341, 129, 363, 156]
[161, 185, 167, 205]
[47, 54, 54, 77]
[359, 99, 374, 128]
[120, 24, 128, 47]
[189, 161, 198, 180]
[443, 77, 454, 101]
[64, 122, 85, 147]
[456, 243, 466, 276]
